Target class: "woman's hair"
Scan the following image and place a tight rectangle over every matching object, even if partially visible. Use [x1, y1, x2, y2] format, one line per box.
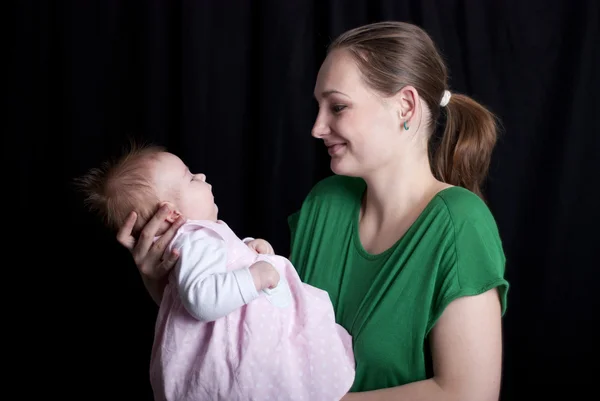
[329, 21, 498, 199]
[74, 141, 165, 235]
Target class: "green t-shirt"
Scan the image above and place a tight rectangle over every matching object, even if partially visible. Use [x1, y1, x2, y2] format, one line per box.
[288, 175, 509, 392]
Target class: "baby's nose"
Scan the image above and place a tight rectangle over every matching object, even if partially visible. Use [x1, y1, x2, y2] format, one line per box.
[197, 173, 206, 181]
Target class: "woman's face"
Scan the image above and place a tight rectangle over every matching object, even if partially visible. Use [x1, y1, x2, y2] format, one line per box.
[312, 49, 405, 178]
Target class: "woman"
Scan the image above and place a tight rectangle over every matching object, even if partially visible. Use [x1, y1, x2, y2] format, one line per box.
[118, 21, 508, 401]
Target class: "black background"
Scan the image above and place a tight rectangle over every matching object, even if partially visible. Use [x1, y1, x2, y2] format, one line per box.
[11, 1, 599, 399]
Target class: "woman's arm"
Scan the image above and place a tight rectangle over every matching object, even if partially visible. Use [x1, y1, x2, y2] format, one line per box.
[342, 288, 503, 401]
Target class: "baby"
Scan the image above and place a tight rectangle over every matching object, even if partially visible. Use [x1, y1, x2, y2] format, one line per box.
[77, 143, 355, 401]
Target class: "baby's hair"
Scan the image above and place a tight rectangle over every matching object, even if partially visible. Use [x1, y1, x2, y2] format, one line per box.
[75, 140, 166, 236]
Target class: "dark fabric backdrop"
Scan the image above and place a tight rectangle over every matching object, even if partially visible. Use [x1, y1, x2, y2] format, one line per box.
[12, 0, 599, 399]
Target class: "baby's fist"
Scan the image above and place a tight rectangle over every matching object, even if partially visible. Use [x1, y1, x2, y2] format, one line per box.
[249, 261, 280, 291]
[246, 238, 274, 255]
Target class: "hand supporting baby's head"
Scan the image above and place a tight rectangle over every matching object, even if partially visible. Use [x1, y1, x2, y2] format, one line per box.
[75, 142, 218, 238]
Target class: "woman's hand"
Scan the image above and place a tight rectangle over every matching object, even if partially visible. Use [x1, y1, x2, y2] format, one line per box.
[116, 205, 186, 303]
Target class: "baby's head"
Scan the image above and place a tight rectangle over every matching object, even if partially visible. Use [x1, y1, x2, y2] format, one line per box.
[76, 143, 218, 237]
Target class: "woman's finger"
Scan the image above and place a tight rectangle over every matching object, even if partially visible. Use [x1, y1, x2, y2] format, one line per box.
[116, 211, 137, 250]
[149, 216, 186, 261]
[158, 249, 180, 276]
[133, 204, 172, 262]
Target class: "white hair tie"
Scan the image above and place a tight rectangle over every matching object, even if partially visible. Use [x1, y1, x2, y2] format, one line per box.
[440, 90, 451, 107]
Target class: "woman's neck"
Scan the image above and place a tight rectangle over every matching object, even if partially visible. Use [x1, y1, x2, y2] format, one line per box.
[360, 153, 446, 228]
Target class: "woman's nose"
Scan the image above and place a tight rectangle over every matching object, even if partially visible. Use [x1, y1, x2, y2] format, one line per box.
[196, 173, 206, 181]
[311, 114, 330, 138]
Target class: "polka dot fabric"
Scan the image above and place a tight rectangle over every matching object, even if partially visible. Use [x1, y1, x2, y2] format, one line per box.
[150, 220, 355, 401]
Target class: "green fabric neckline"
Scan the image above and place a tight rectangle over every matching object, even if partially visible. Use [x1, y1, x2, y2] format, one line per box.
[351, 186, 458, 260]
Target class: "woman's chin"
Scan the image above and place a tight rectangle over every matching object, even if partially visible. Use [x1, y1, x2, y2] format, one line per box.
[330, 158, 357, 177]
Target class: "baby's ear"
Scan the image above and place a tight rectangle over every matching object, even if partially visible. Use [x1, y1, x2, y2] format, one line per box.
[159, 201, 181, 223]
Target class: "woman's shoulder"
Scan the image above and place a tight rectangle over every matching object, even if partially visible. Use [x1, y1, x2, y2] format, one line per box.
[431, 186, 505, 267]
[288, 175, 363, 233]
[435, 186, 498, 228]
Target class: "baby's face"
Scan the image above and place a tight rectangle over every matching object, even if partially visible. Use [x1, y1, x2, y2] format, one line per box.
[151, 152, 218, 221]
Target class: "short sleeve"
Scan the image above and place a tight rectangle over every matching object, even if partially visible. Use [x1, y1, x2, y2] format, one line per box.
[428, 202, 509, 332]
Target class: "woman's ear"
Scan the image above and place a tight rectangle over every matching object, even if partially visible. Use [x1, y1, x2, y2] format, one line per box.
[395, 85, 418, 126]
[159, 201, 181, 223]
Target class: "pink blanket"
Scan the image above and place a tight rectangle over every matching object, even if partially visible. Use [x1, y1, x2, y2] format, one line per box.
[150, 220, 355, 401]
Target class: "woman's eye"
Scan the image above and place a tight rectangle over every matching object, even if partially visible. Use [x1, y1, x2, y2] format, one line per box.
[332, 105, 346, 113]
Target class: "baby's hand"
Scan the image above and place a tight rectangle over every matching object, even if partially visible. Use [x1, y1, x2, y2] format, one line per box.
[246, 238, 274, 255]
[249, 261, 280, 291]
